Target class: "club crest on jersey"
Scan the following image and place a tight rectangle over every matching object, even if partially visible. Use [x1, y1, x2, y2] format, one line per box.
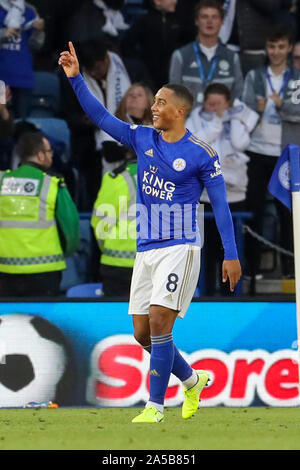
[173, 158, 186, 172]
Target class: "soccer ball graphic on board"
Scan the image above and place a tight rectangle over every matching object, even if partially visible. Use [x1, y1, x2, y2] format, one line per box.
[0, 314, 75, 407]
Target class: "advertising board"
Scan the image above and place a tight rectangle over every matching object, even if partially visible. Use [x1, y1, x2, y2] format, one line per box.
[0, 300, 297, 407]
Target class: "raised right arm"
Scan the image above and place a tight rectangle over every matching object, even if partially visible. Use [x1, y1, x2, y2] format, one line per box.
[59, 41, 134, 147]
[68, 74, 134, 146]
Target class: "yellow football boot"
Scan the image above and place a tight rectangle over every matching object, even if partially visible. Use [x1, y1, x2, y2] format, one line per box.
[182, 370, 210, 419]
[132, 406, 164, 423]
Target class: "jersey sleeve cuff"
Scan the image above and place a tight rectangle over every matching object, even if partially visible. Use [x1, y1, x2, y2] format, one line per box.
[224, 245, 239, 260]
[68, 73, 82, 84]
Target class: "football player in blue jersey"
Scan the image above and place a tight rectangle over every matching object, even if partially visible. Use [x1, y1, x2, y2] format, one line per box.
[59, 42, 242, 423]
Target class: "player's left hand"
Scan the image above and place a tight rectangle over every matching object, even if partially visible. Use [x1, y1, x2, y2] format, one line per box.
[222, 259, 242, 292]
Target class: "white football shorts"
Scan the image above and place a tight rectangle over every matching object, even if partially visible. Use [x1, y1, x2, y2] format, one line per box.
[128, 244, 201, 319]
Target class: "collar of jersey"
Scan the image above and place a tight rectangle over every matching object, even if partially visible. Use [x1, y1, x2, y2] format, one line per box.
[158, 129, 191, 145]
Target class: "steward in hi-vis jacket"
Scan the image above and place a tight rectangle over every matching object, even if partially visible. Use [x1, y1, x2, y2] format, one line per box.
[91, 158, 137, 297]
[0, 132, 79, 297]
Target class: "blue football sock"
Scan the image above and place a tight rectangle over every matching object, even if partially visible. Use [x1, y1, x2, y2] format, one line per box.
[149, 334, 174, 405]
[172, 344, 194, 382]
[144, 343, 194, 383]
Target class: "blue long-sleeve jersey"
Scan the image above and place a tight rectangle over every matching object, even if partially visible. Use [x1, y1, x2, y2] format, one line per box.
[69, 74, 238, 259]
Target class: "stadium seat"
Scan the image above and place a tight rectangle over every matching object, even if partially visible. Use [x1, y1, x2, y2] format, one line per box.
[66, 283, 103, 298]
[27, 72, 61, 117]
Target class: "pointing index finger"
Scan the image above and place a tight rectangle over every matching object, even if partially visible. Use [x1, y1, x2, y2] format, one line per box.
[69, 41, 77, 58]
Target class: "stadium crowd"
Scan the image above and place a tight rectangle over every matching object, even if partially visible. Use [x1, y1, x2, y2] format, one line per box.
[0, 0, 299, 298]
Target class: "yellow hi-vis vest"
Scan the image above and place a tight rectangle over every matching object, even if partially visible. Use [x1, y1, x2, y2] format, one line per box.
[0, 167, 66, 273]
[91, 163, 137, 268]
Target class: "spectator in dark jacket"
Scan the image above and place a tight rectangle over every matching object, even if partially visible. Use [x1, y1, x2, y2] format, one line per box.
[122, 0, 185, 90]
[60, 0, 128, 55]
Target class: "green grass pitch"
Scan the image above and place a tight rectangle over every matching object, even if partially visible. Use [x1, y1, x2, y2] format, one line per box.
[1, 407, 300, 450]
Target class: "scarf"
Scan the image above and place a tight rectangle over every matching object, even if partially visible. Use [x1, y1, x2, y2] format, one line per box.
[0, 0, 25, 28]
[93, 0, 129, 37]
[219, 0, 236, 45]
[82, 51, 131, 150]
